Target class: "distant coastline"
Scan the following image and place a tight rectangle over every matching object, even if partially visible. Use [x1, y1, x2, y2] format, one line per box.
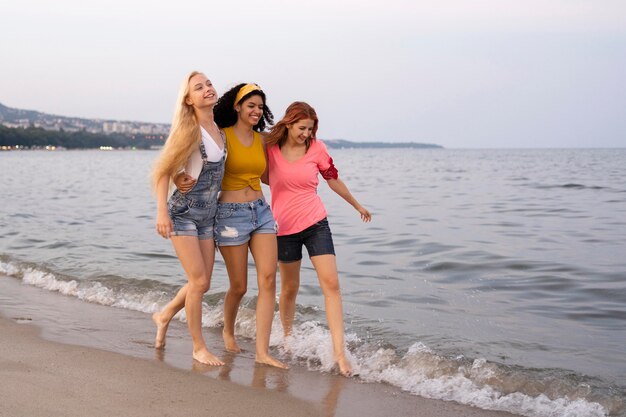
[0, 125, 443, 151]
[0, 125, 164, 151]
[323, 139, 442, 149]
[0, 102, 442, 150]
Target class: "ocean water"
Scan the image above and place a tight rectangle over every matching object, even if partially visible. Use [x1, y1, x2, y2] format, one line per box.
[1, 148, 624, 417]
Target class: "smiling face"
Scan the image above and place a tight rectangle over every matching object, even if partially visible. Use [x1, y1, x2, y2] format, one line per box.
[286, 118, 315, 146]
[185, 73, 218, 110]
[235, 94, 264, 127]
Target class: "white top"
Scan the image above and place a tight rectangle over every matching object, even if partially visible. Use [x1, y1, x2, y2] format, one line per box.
[183, 126, 225, 180]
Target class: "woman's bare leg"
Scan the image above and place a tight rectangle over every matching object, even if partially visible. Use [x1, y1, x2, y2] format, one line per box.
[171, 236, 223, 365]
[249, 233, 288, 369]
[219, 244, 249, 353]
[152, 283, 187, 348]
[278, 260, 301, 338]
[310, 254, 352, 376]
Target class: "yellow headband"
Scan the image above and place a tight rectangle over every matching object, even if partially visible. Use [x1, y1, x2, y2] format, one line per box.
[235, 83, 262, 107]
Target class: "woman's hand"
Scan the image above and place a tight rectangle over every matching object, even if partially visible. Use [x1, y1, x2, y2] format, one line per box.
[156, 209, 173, 239]
[356, 205, 372, 223]
[174, 172, 196, 193]
[327, 178, 372, 223]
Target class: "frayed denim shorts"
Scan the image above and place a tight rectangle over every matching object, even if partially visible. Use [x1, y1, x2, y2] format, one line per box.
[277, 217, 335, 263]
[214, 198, 277, 247]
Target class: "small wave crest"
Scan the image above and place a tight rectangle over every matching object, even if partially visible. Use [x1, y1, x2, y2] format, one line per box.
[358, 348, 609, 417]
[276, 320, 613, 417]
[530, 182, 609, 191]
[0, 259, 225, 326]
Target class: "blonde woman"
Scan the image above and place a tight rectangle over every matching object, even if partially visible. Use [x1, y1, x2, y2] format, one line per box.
[151, 71, 226, 366]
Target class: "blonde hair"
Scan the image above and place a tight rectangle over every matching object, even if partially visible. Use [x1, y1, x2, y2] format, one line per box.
[151, 71, 202, 191]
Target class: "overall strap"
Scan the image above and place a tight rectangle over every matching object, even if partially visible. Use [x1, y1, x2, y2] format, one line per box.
[220, 129, 227, 159]
[199, 137, 209, 164]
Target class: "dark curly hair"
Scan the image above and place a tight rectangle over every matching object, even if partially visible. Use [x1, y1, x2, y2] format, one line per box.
[214, 83, 274, 132]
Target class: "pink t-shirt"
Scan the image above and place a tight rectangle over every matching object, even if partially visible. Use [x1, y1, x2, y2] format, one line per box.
[268, 140, 335, 236]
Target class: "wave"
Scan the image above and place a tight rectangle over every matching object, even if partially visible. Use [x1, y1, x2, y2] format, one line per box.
[0, 258, 620, 417]
[282, 324, 614, 417]
[527, 182, 614, 192]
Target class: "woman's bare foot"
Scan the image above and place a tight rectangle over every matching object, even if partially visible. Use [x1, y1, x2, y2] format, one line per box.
[193, 348, 225, 366]
[336, 355, 353, 377]
[256, 353, 289, 369]
[223, 330, 241, 353]
[152, 311, 170, 349]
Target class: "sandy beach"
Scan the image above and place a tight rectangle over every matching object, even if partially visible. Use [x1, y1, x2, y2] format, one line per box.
[0, 316, 320, 417]
[0, 275, 522, 417]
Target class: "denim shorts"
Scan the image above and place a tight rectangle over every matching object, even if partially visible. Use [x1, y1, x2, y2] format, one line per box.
[168, 157, 224, 240]
[169, 198, 217, 240]
[277, 218, 336, 263]
[214, 198, 277, 247]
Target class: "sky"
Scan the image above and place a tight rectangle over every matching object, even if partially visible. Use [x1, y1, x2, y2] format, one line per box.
[1, 0, 625, 148]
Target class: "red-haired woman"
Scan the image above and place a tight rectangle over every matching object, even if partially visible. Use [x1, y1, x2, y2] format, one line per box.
[265, 102, 371, 377]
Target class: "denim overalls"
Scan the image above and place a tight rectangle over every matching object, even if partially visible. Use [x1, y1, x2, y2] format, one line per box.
[167, 135, 226, 240]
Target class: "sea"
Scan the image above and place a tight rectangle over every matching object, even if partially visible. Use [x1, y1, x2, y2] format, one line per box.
[0, 148, 624, 417]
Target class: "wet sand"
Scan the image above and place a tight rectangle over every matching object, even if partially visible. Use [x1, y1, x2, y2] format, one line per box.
[0, 275, 521, 417]
[0, 316, 320, 417]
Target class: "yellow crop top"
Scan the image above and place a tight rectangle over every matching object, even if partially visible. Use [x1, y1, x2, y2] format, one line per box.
[221, 127, 266, 191]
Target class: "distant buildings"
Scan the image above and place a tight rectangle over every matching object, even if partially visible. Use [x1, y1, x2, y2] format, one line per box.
[2, 119, 31, 129]
[101, 121, 169, 135]
[1, 119, 170, 135]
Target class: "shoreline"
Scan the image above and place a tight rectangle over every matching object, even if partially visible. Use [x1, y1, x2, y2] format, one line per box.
[0, 275, 521, 417]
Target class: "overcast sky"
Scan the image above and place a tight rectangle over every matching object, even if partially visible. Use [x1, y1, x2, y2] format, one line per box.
[1, 0, 625, 148]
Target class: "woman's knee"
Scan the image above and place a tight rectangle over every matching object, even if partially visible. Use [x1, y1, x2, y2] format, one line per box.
[258, 272, 277, 292]
[228, 282, 248, 298]
[321, 276, 341, 295]
[281, 279, 300, 298]
[189, 277, 210, 294]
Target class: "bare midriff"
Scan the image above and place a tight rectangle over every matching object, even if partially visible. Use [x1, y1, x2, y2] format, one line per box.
[218, 187, 265, 203]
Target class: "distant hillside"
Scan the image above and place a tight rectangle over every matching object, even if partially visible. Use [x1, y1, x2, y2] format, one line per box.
[0, 102, 169, 136]
[0, 102, 442, 149]
[0, 102, 46, 122]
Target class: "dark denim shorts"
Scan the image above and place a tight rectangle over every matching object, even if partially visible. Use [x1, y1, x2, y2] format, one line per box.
[277, 218, 335, 263]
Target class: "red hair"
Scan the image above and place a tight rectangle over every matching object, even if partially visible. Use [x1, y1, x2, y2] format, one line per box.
[265, 102, 319, 150]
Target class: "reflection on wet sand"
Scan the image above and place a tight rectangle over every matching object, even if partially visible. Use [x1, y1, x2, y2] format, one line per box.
[251, 363, 289, 392]
[321, 375, 346, 417]
[217, 351, 236, 381]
